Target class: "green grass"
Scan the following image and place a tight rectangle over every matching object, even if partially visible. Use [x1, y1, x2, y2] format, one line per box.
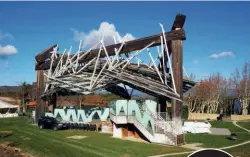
[224, 142, 250, 157]
[0, 117, 189, 157]
[162, 142, 250, 157]
[185, 133, 250, 148]
[237, 121, 250, 130]
[1, 117, 250, 157]
[185, 120, 250, 148]
[210, 121, 247, 133]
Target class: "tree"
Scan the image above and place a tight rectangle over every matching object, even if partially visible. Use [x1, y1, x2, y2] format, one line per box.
[20, 81, 33, 113]
[78, 94, 85, 109]
[230, 62, 250, 115]
[185, 73, 228, 114]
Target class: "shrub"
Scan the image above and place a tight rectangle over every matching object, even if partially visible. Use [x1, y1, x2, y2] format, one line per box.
[182, 105, 189, 120]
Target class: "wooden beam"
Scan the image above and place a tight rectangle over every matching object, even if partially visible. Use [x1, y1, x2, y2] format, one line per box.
[35, 44, 58, 63]
[35, 29, 185, 70]
[171, 40, 183, 119]
[171, 14, 186, 31]
[158, 14, 186, 119]
[35, 70, 46, 122]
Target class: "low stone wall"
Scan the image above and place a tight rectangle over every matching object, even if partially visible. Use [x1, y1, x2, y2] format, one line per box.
[231, 115, 250, 121]
[188, 113, 219, 120]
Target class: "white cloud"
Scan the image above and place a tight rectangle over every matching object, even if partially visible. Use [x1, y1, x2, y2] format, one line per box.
[209, 51, 234, 59]
[71, 22, 135, 49]
[193, 60, 199, 64]
[0, 31, 14, 40]
[0, 45, 18, 57]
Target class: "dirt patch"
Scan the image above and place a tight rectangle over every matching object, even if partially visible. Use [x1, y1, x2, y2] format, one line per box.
[111, 136, 148, 143]
[66, 136, 87, 139]
[120, 154, 130, 157]
[20, 136, 31, 141]
[0, 142, 33, 157]
[181, 143, 204, 150]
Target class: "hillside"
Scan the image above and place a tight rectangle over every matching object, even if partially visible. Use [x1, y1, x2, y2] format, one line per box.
[0, 86, 21, 93]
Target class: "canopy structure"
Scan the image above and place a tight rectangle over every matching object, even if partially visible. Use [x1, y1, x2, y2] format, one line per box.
[34, 14, 196, 123]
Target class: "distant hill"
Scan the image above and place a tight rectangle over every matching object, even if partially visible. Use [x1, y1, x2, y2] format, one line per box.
[0, 86, 21, 93]
[0, 84, 153, 100]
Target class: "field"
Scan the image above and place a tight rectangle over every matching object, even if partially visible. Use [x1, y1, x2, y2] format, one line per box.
[185, 121, 250, 148]
[0, 117, 190, 157]
[1, 117, 250, 157]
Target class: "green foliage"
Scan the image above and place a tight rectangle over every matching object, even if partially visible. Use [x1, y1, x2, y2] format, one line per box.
[181, 105, 189, 120]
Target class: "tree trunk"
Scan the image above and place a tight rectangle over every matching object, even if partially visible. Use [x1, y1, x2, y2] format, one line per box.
[242, 98, 248, 115]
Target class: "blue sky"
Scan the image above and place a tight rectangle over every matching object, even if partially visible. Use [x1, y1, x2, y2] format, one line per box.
[0, 1, 250, 86]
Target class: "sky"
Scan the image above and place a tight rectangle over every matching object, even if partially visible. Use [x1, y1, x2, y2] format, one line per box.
[0, 1, 250, 86]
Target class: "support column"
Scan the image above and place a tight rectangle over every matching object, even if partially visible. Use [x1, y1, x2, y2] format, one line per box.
[171, 39, 183, 120]
[171, 32, 184, 139]
[35, 70, 46, 122]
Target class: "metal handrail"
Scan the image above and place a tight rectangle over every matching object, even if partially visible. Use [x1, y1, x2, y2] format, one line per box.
[145, 106, 178, 135]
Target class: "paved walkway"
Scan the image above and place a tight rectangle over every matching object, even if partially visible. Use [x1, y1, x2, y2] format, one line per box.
[149, 121, 250, 157]
[209, 128, 231, 136]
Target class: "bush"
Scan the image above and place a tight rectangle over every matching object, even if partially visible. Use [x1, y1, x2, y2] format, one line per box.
[182, 105, 189, 120]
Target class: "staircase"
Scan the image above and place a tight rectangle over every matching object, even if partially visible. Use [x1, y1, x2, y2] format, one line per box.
[132, 116, 155, 142]
[144, 107, 178, 145]
[110, 112, 154, 141]
[110, 107, 180, 145]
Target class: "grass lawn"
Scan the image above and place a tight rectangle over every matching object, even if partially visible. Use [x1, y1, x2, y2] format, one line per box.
[210, 121, 247, 133]
[160, 120, 250, 157]
[184, 120, 250, 148]
[237, 121, 250, 130]
[0, 117, 190, 157]
[1, 117, 250, 157]
[161, 142, 250, 157]
[224, 142, 250, 157]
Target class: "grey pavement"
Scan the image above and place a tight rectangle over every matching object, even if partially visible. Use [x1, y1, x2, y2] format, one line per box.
[209, 128, 231, 135]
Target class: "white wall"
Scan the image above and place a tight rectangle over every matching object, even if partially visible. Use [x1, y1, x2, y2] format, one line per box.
[113, 123, 122, 138]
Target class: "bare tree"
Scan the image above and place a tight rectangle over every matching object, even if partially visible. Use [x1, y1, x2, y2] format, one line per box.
[230, 62, 250, 115]
[20, 82, 32, 113]
[185, 73, 227, 114]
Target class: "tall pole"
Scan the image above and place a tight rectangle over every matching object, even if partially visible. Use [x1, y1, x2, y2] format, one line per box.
[35, 70, 46, 122]
[171, 27, 183, 134]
